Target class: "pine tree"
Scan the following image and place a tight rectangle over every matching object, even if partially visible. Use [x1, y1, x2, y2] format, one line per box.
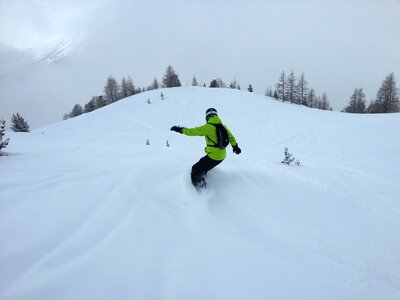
[375, 73, 399, 113]
[104, 76, 120, 103]
[209, 79, 220, 88]
[276, 71, 287, 101]
[265, 87, 273, 97]
[229, 80, 238, 89]
[84, 97, 97, 113]
[192, 76, 198, 86]
[281, 148, 295, 165]
[0, 119, 10, 155]
[318, 93, 332, 110]
[120, 77, 130, 99]
[248, 84, 253, 92]
[297, 73, 309, 105]
[150, 78, 160, 90]
[70, 104, 83, 118]
[367, 100, 383, 113]
[286, 70, 298, 103]
[162, 65, 181, 88]
[343, 88, 366, 113]
[11, 113, 30, 132]
[95, 96, 106, 109]
[126, 77, 136, 96]
[217, 79, 226, 88]
[306, 88, 317, 107]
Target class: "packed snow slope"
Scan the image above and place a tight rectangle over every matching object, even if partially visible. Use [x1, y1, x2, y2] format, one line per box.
[1, 87, 400, 300]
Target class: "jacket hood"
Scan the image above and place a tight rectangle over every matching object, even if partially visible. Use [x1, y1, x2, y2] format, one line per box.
[207, 115, 222, 124]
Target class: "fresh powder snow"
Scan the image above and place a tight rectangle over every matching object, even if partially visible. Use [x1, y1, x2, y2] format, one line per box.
[1, 87, 400, 300]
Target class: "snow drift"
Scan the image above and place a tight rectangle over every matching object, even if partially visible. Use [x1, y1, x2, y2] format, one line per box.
[1, 87, 400, 300]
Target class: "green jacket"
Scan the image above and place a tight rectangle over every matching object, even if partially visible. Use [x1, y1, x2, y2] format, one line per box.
[182, 115, 237, 161]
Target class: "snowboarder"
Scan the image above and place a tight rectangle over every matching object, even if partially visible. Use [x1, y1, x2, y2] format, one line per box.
[171, 108, 241, 189]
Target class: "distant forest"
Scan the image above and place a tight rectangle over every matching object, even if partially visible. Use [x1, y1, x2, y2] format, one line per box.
[63, 66, 399, 120]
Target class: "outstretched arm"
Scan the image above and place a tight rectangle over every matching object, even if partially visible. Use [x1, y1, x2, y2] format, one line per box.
[226, 127, 237, 146]
[182, 124, 209, 136]
[226, 127, 241, 154]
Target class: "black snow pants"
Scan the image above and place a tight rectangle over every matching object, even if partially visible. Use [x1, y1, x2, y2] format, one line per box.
[191, 155, 223, 187]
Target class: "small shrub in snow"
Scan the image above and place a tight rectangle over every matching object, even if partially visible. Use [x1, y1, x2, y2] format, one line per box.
[0, 119, 10, 155]
[166, 140, 170, 147]
[281, 148, 300, 166]
[147, 98, 151, 104]
[146, 139, 150, 145]
[161, 92, 164, 100]
[11, 113, 30, 132]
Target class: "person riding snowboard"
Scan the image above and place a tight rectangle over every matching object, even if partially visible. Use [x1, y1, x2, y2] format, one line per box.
[171, 108, 241, 189]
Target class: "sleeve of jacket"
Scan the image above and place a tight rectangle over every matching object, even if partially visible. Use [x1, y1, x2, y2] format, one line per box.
[182, 124, 209, 136]
[226, 126, 237, 146]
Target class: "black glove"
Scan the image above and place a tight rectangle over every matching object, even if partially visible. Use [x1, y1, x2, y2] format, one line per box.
[232, 144, 241, 154]
[170, 126, 184, 134]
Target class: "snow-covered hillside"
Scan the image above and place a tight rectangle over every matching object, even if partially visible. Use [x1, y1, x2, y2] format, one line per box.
[1, 87, 400, 300]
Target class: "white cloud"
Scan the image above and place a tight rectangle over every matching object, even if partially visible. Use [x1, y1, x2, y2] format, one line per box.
[0, 0, 103, 52]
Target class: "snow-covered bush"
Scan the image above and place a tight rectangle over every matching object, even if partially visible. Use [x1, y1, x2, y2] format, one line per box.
[281, 148, 300, 166]
[11, 113, 30, 132]
[0, 119, 10, 155]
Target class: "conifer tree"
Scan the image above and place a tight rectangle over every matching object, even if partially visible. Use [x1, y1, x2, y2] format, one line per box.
[297, 73, 309, 105]
[276, 71, 287, 101]
[0, 119, 10, 155]
[126, 77, 136, 96]
[70, 104, 83, 117]
[281, 148, 295, 165]
[104, 76, 120, 103]
[265, 87, 273, 97]
[318, 93, 332, 110]
[286, 70, 298, 103]
[162, 65, 181, 88]
[216, 79, 226, 88]
[150, 78, 160, 90]
[84, 97, 97, 113]
[230, 80, 238, 89]
[11, 113, 30, 132]
[209, 79, 220, 88]
[192, 76, 198, 86]
[343, 88, 366, 113]
[120, 77, 130, 99]
[375, 73, 399, 113]
[95, 96, 106, 109]
[306, 88, 317, 107]
[248, 84, 253, 92]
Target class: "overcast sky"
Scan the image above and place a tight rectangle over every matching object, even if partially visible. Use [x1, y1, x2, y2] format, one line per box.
[1, 0, 400, 128]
